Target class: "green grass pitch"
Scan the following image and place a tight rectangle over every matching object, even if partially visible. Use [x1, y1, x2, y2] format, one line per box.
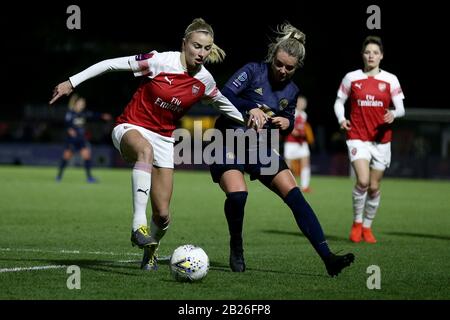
[0, 166, 449, 300]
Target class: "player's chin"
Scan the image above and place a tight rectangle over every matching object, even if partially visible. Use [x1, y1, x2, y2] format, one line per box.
[277, 74, 291, 83]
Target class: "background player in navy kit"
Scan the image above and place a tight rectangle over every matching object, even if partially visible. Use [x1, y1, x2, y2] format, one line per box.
[56, 94, 112, 183]
[50, 18, 246, 271]
[210, 23, 354, 276]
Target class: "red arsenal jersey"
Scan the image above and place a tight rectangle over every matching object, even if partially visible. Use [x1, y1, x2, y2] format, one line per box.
[116, 51, 223, 137]
[286, 110, 307, 143]
[337, 69, 404, 143]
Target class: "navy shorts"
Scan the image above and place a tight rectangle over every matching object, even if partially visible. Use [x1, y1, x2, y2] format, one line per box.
[209, 144, 289, 187]
[65, 137, 87, 152]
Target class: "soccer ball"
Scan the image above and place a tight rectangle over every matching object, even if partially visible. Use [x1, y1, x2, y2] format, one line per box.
[170, 244, 209, 282]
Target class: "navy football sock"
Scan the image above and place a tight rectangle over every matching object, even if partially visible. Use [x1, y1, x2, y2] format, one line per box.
[284, 187, 331, 261]
[57, 159, 67, 179]
[224, 191, 248, 249]
[84, 159, 92, 178]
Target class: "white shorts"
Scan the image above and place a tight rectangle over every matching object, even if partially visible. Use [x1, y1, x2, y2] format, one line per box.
[346, 139, 391, 171]
[284, 142, 310, 159]
[112, 123, 175, 168]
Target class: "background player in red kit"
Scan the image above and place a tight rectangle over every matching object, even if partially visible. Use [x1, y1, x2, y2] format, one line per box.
[49, 18, 245, 270]
[333, 36, 405, 243]
[284, 95, 314, 192]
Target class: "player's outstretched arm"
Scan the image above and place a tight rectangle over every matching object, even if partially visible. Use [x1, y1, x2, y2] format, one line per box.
[49, 80, 73, 105]
[49, 56, 133, 105]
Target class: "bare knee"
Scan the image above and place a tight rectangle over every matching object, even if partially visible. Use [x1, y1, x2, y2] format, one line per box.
[136, 146, 153, 164]
[220, 170, 247, 193]
[368, 185, 380, 197]
[80, 148, 91, 160]
[63, 150, 73, 160]
[120, 130, 153, 164]
[271, 169, 297, 198]
[356, 180, 369, 190]
[122, 143, 153, 164]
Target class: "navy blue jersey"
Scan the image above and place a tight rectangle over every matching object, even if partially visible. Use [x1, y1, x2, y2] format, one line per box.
[215, 62, 299, 133]
[64, 110, 97, 138]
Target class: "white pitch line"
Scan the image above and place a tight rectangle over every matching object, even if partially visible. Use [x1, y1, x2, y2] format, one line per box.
[0, 260, 142, 273]
[0, 265, 67, 273]
[0, 248, 171, 273]
[0, 247, 141, 257]
[0, 247, 171, 260]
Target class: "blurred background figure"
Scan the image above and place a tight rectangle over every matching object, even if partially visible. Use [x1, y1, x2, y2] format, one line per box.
[56, 94, 112, 183]
[284, 95, 314, 192]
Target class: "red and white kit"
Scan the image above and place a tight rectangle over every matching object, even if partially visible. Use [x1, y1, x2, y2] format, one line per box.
[284, 110, 310, 159]
[69, 51, 244, 168]
[337, 69, 404, 143]
[335, 69, 405, 169]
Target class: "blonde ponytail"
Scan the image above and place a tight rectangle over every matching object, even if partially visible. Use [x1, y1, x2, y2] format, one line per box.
[205, 43, 226, 64]
[68, 93, 80, 111]
[265, 22, 306, 67]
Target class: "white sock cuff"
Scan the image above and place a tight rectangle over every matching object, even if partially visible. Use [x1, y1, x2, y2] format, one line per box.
[134, 161, 152, 173]
[353, 185, 368, 195]
[368, 190, 381, 199]
[301, 167, 311, 189]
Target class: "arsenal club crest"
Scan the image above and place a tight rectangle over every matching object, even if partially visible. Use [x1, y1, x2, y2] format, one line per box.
[192, 84, 200, 96]
[351, 148, 357, 156]
[378, 82, 386, 92]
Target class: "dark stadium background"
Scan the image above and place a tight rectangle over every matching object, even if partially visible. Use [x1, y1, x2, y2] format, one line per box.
[1, 0, 450, 308]
[0, 0, 448, 177]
